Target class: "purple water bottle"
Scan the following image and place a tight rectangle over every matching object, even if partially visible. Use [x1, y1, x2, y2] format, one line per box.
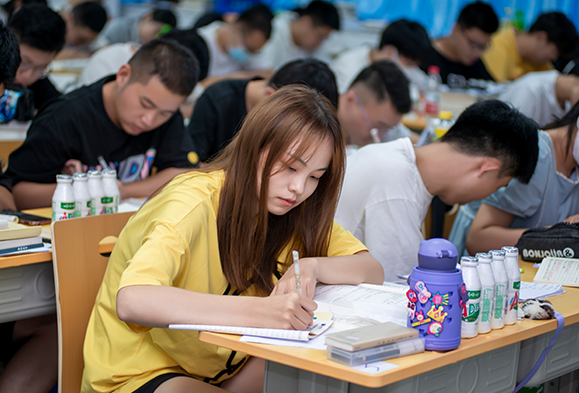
[407, 238, 468, 351]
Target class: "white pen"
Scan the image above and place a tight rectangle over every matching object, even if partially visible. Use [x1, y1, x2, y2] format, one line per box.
[292, 250, 302, 295]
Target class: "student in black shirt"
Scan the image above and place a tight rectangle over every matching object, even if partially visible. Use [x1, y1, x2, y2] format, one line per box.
[189, 58, 338, 162]
[8, 4, 66, 109]
[421, 1, 498, 85]
[7, 38, 200, 209]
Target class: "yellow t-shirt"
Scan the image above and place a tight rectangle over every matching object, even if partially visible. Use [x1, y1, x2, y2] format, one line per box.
[482, 27, 553, 82]
[82, 170, 367, 393]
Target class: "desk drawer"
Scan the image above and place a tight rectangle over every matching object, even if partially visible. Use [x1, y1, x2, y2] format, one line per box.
[517, 323, 579, 387]
[0, 262, 55, 323]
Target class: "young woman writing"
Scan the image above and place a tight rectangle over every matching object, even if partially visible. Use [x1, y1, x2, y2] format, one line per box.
[82, 85, 384, 393]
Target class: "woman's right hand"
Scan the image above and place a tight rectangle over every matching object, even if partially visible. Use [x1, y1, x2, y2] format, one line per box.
[257, 293, 317, 330]
[563, 213, 579, 223]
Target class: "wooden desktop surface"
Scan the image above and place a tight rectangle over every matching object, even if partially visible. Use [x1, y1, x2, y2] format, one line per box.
[402, 91, 479, 131]
[200, 261, 576, 388]
[0, 208, 117, 269]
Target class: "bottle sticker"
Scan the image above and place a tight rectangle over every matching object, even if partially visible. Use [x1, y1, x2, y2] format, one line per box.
[513, 281, 520, 290]
[425, 321, 443, 337]
[415, 281, 431, 304]
[101, 196, 113, 204]
[411, 311, 431, 327]
[463, 302, 480, 322]
[406, 289, 417, 303]
[60, 202, 75, 210]
[427, 305, 448, 323]
[467, 290, 481, 300]
[509, 292, 519, 311]
[407, 302, 416, 319]
[431, 292, 449, 306]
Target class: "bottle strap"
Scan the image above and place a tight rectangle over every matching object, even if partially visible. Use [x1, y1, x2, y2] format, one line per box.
[513, 311, 565, 392]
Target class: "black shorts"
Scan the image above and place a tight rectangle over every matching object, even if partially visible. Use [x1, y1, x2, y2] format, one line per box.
[133, 373, 216, 393]
[0, 321, 16, 364]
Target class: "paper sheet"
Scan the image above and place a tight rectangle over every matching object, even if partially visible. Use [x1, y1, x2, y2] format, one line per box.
[534, 257, 579, 287]
[519, 281, 565, 300]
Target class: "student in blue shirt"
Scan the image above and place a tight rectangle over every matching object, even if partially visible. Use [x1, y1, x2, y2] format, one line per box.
[450, 101, 579, 255]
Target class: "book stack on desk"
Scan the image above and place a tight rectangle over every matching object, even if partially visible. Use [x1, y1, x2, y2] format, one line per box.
[0, 219, 43, 255]
[325, 322, 425, 367]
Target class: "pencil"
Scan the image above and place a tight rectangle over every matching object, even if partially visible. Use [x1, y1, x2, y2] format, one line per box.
[292, 250, 302, 295]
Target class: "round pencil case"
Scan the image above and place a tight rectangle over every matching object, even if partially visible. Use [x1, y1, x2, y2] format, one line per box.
[515, 222, 579, 262]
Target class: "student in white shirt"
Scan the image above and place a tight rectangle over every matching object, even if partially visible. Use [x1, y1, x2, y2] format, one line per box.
[335, 100, 539, 281]
[259, 0, 339, 70]
[337, 61, 413, 149]
[197, 4, 273, 76]
[332, 19, 431, 94]
[498, 70, 579, 127]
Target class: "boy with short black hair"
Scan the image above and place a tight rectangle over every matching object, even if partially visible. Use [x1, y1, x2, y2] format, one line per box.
[332, 19, 431, 93]
[259, 0, 340, 69]
[338, 60, 413, 148]
[7, 38, 200, 209]
[422, 1, 499, 84]
[197, 4, 273, 76]
[483, 12, 579, 82]
[336, 100, 539, 281]
[8, 3, 66, 109]
[189, 58, 337, 162]
[62, 1, 107, 47]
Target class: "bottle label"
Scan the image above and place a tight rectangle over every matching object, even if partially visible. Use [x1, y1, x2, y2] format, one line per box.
[462, 302, 480, 322]
[101, 196, 113, 204]
[481, 288, 494, 322]
[467, 290, 481, 300]
[494, 284, 505, 319]
[513, 281, 520, 290]
[60, 202, 75, 210]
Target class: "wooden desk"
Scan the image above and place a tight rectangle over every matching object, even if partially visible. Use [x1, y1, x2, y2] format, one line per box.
[200, 261, 579, 392]
[402, 91, 479, 131]
[0, 209, 119, 323]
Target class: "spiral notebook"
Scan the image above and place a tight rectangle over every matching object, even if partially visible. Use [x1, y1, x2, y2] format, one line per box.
[168, 320, 333, 342]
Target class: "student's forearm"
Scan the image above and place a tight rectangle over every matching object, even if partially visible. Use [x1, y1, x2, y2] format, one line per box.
[13, 182, 56, 210]
[315, 251, 384, 285]
[0, 186, 17, 211]
[465, 226, 526, 255]
[117, 285, 316, 330]
[120, 167, 191, 200]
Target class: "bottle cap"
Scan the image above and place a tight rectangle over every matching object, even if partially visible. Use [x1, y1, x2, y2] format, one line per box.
[56, 174, 72, 182]
[501, 246, 518, 256]
[460, 256, 479, 267]
[73, 172, 88, 181]
[417, 238, 458, 272]
[88, 170, 102, 178]
[439, 111, 453, 120]
[427, 65, 440, 75]
[102, 169, 117, 177]
[490, 250, 505, 259]
[475, 252, 492, 263]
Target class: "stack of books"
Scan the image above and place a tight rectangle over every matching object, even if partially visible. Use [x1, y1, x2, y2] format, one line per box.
[325, 322, 425, 367]
[0, 219, 43, 255]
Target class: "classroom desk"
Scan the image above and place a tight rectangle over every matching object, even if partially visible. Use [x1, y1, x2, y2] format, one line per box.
[199, 261, 579, 392]
[0, 209, 117, 323]
[402, 91, 479, 131]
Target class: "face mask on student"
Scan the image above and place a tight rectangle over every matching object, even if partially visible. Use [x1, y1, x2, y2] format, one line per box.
[573, 118, 579, 165]
[228, 45, 251, 65]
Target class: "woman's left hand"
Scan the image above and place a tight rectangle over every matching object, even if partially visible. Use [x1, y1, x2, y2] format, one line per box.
[271, 257, 319, 299]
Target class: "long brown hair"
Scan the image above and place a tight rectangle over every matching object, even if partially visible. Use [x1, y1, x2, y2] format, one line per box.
[204, 85, 345, 295]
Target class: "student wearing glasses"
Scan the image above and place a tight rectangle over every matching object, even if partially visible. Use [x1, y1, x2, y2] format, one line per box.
[8, 4, 66, 109]
[421, 1, 498, 85]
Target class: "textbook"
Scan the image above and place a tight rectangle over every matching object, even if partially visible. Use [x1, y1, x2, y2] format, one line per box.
[168, 320, 333, 342]
[324, 322, 419, 352]
[534, 257, 579, 287]
[0, 236, 44, 255]
[0, 220, 42, 241]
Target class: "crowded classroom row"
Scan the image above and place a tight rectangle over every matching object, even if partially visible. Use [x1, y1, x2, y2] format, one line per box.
[0, 0, 578, 392]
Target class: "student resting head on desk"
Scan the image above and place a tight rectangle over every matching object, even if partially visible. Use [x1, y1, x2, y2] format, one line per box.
[81, 85, 384, 393]
[56, 1, 108, 59]
[335, 100, 539, 282]
[450, 100, 579, 255]
[6, 38, 201, 210]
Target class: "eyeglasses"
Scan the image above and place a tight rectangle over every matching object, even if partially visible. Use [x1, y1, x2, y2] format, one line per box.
[354, 94, 382, 143]
[461, 27, 490, 52]
[19, 59, 51, 78]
